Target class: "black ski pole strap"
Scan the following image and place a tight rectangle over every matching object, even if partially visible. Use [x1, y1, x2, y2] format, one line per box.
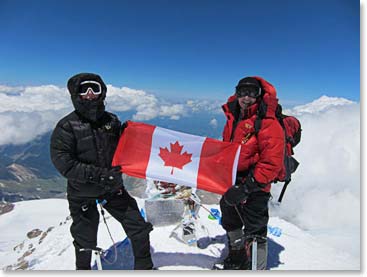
[278, 179, 291, 203]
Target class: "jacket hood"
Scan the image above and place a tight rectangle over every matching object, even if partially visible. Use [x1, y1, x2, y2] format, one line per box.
[67, 72, 107, 100]
[67, 73, 107, 122]
[252, 76, 277, 98]
[226, 76, 277, 103]
[223, 76, 278, 119]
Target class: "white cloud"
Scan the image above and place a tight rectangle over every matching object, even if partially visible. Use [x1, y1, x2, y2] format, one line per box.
[270, 98, 359, 255]
[209, 118, 218, 128]
[0, 84, 190, 145]
[0, 85, 71, 113]
[0, 85, 72, 145]
[186, 99, 222, 114]
[107, 85, 157, 113]
[158, 104, 186, 120]
[104, 85, 187, 120]
[0, 110, 69, 145]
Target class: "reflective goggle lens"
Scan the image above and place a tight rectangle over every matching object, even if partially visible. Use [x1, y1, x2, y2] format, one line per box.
[79, 81, 102, 95]
[235, 85, 261, 98]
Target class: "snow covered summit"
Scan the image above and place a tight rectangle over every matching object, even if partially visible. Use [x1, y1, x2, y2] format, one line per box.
[285, 95, 355, 115]
[0, 198, 359, 270]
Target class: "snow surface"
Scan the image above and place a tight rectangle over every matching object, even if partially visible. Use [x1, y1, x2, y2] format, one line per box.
[0, 198, 359, 271]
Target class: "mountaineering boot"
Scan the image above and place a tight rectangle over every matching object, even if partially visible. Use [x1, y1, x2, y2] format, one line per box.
[74, 243, 92, 270]
[222, 229, 249, 270]
[223, 247, 250, 269]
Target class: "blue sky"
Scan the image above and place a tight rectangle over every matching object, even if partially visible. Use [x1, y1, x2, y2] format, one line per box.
[0, 0, 359, 105]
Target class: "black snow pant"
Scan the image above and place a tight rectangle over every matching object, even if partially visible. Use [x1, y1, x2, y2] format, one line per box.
[220, 191, 271, 270]
[67, 189, 153, 270]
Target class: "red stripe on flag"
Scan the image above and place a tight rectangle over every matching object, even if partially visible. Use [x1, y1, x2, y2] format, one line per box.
[112, 121, 155, 179]
[197, 138, 238, 195]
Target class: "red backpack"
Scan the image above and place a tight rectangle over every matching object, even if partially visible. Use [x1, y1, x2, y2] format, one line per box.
[255, 103, 302, 202]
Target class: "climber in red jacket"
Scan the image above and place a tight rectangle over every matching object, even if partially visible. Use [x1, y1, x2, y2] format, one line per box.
[220, 76, 285, 270]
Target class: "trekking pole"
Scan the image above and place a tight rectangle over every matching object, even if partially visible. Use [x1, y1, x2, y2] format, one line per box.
[95, 199, 119, 266]
[95, 250, 103, 270]
[252, 237, 257, 270]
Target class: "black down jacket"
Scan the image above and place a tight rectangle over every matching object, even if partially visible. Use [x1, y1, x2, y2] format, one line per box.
[50, 111, 122, 198]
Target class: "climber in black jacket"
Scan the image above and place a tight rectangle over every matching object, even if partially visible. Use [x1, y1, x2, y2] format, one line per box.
[50, 73, 154, 270]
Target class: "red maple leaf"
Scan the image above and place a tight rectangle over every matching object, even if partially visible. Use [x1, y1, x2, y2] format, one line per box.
[159, 141, 192, 174]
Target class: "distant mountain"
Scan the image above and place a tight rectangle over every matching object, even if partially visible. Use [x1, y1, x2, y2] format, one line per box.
[285, 95, 355, 115]
[0, 131, 58, 181]
[0, 131, 65, 202]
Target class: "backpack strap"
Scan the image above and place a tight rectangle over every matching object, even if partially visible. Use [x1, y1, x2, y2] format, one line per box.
[226, 100, 241, 141]
[254, 100, 268, 134]
[278, 179, 291, 203]
[275, 104, 285, 127]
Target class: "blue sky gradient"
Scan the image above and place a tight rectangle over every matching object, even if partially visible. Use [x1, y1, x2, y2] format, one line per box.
[0, 0, 359, 104]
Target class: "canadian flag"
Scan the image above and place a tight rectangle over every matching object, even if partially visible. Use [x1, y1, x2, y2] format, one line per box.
[112, 121, 241, 195]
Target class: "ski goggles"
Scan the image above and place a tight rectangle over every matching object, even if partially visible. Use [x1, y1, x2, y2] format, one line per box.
[79, 80, 102, 95]
[235, 85, 261, 98]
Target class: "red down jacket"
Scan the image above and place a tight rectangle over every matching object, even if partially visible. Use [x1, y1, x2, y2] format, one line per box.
[222, 76, 285, 192]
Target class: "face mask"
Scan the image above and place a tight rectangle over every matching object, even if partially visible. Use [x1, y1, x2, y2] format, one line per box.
[72, 96, 105, 122]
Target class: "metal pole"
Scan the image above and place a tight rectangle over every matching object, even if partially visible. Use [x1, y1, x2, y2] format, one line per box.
[95, 250, 103, 270]
[251, 237, 257, 270]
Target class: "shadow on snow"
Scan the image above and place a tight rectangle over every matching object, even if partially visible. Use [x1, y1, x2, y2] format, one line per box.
[93, 236, 284, 270]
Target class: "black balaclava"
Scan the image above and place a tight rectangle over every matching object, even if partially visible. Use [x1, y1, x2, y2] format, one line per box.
[67, 73, 107, 122]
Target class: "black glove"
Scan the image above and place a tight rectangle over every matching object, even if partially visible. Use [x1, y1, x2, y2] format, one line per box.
[224, 175, 264, 206]
[100, 166, 124, 193]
